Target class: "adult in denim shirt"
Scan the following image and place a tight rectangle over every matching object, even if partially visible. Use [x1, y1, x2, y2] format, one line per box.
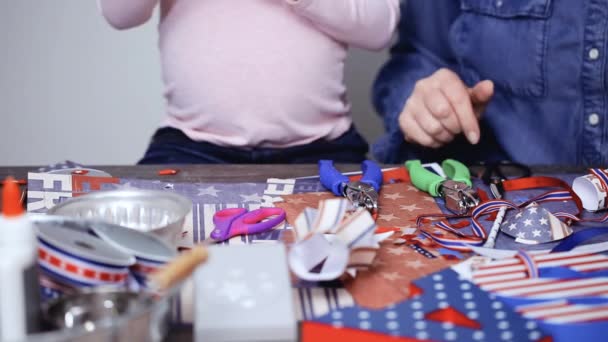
[373, 0, 607, 166]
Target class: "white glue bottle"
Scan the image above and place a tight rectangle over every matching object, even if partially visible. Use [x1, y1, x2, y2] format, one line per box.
[0, 177, 41, 340]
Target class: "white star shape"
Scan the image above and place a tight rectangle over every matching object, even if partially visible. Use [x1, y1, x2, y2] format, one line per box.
[400, 204, 421, 212]
[523, 219, 533, 227]
[508, 223, 517, 231]
[528, 207, 538, 214]
[539, 217, 548, 225]
[197, 186, 221, 197]
[517, 231, 526, 239]
[423, 197, 436, 202]
[217, 281, 251, 302]
[405, 260, 424, 269]
[240, 193, 263, 202]
[532, 230, 541, 237]
[381, 271, 403, 281]
[384, 193, 404, 200]
[515, 212, 523, 219]
[113, 182, 138, 190]
[398, 227, 418, 235]
[406, 185, 420, 192]
[387, 247, 408, 256]
[286, 197, 305, 205]
[379, 213, 399, 221]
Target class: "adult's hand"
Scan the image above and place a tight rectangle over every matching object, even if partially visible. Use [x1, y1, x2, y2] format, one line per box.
[398, 68, 494, 148]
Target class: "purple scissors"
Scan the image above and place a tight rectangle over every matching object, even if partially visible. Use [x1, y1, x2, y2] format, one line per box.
[209, 207, 286, 243]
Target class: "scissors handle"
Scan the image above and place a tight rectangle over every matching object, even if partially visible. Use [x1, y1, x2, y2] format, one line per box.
[210, 207, 286, 242]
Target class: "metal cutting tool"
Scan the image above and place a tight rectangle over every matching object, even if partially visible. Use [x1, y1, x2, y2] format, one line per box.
[406, 159, 479, 215]
[318, 160, 383, 214]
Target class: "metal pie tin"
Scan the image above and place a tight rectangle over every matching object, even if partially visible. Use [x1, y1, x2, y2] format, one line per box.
[47, 189, 192, 246]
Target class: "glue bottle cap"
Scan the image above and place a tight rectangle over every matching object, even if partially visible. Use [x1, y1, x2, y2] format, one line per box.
[2, 177, 24, 217]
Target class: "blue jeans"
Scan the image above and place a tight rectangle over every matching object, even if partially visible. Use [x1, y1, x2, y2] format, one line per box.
[138, 126, 369, 164]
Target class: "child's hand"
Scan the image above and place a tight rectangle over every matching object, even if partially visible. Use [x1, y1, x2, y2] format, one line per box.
[398, 68, 494, 148]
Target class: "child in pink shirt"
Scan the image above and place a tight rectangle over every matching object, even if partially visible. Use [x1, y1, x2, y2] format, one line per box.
[99, 0, 400, 163]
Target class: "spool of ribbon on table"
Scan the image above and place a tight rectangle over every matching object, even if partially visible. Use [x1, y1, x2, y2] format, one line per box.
[572, 168, 608, 212]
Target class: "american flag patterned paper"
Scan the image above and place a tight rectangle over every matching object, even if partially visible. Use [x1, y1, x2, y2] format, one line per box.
[499, 202, 573, 244]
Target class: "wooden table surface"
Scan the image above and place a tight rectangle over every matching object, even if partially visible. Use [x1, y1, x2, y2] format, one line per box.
[0, 163, 588, 340]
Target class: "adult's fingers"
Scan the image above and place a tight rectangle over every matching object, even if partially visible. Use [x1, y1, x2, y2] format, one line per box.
[399, 104, 442, 148]
[469, 80, 494, 118]
[422, 88, 461, 136]
[434, 69, 480, 144]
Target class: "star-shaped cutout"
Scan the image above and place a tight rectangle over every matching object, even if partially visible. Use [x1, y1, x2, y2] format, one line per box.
[400, 204, 421, 212]
[379, 213, 399, 221]
[197, 186, 221, 197]
[240, 193, 263, 202]
[523, 219, 533, 227]
[405, 260, 424, 269]
[508, 223, 517, 231]
[387, 247, 408, 256]
[286, 197, 305, 205]
[384, 193, 404, 200]
[381, 271, 403, 281]
[517, 231, 526, 239]
[311, 192, 327, 196]
[539, 217, 548, 225]
[217, 281, 251, 302]
[532, 230, 541, 237]
[113, 182, 138, 190]
[528, 207, 538, 214]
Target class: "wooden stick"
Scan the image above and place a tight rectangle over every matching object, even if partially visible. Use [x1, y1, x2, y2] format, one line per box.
[148, 245, 209, 292]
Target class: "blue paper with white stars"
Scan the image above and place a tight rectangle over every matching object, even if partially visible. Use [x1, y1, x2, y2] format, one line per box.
[314, 268, 549, 342]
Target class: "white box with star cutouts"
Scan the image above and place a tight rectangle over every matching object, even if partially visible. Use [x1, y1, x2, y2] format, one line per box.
[194, 243, 296, 342]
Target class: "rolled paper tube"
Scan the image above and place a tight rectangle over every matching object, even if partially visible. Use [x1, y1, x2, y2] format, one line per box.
[572, 170, 608, 212]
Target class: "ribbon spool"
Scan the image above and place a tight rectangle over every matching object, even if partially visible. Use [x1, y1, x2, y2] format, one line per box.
[36, 222, 135, 300]
[572, 169, 608, 212]
[90, 221, 176, 290]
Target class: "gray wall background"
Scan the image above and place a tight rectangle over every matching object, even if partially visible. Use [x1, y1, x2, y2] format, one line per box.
[0, 1, 388, 166]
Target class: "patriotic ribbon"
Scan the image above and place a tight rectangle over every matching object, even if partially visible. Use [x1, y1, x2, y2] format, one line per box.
[38, 238, 129, 288]
[416, 176, 590, 251]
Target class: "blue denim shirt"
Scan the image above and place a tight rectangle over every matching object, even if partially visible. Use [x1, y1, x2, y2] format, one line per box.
[373, 0, 608, 166]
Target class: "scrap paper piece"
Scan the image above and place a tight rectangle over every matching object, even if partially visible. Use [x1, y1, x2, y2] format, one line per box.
[301, 321, 428, 342]
[342, 237, 459, 309]
[313, 268, 547, 341]
[467, 249, 608, 296]
[500, 202, 573, 244]
[455, 249, 608, 342]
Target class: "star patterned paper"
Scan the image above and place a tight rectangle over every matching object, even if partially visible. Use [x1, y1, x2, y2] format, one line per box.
[314, 268, 550, 342]
[500, 202, 573, 244]
[276, 183, 458, 309]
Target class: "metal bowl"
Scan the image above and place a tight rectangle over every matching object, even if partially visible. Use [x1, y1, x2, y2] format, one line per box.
[33, 287, 172, 342]
[47, 189, 192, 246]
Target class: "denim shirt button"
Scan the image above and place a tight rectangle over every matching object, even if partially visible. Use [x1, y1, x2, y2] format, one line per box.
[588, 113, 600, 126]
[589, 48, 600, 60]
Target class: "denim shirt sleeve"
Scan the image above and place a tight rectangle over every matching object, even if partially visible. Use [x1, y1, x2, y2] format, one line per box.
[371, 52, 443, 163]
[372, 1, 461, 163]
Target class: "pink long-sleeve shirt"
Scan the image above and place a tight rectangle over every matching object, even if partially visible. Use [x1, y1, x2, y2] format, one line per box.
[99, 0, 400, 148]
